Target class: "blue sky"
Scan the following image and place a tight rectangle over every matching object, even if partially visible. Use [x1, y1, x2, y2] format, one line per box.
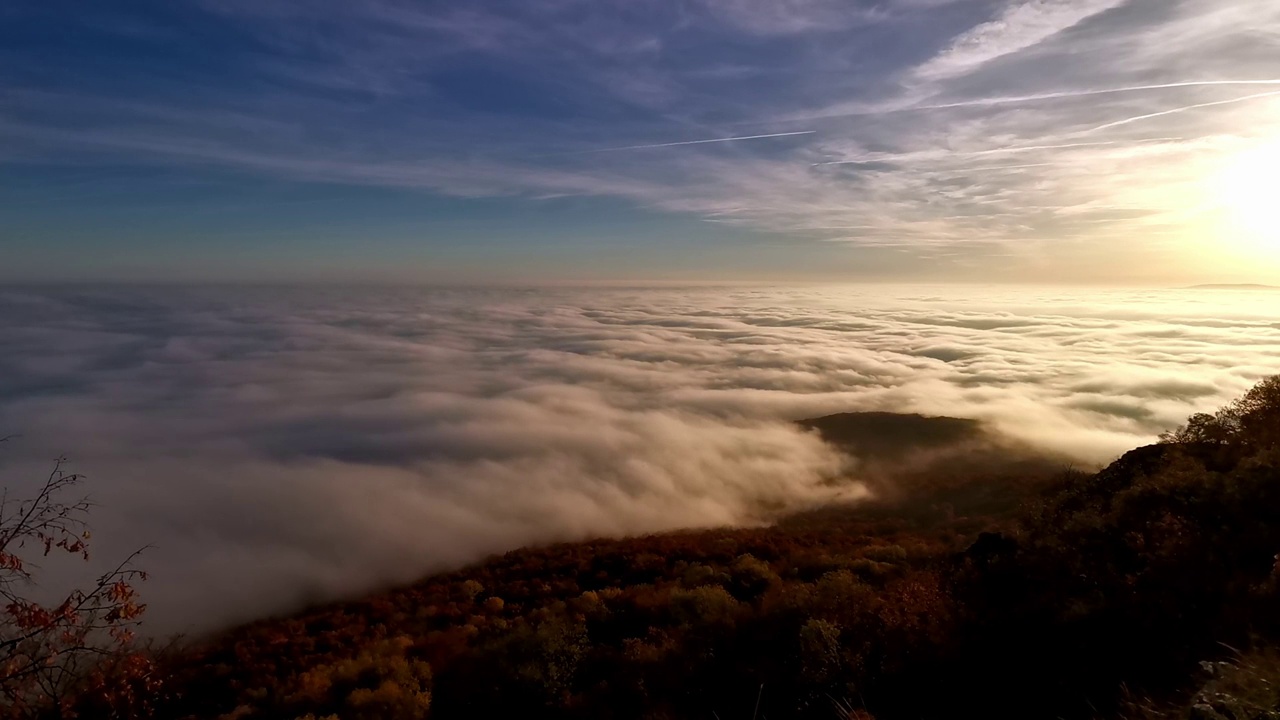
[3, 0, 1279, 283]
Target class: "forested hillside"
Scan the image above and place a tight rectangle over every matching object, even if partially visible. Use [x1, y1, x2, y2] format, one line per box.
[39, 378, 1280, 719]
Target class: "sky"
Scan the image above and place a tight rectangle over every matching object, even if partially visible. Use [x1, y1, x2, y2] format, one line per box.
[3, 0, 1280, 283]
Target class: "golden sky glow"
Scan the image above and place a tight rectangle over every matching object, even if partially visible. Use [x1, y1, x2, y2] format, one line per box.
[4, 1, 1280, 283]
[1212, 136, 1280, 257]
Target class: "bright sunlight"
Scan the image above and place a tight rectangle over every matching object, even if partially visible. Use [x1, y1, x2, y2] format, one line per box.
[1212, 138, 1280, 256]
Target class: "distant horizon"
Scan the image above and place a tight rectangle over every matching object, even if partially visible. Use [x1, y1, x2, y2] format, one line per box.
[2, 277, 1278, 289]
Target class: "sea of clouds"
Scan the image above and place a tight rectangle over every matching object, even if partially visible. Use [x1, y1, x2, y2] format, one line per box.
[1, 284, 1277, 635]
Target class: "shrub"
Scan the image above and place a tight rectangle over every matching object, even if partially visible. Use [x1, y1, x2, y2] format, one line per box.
[797, 619, 843, 685]
[287, 637, 432, 720]
[729, 554, 779, 600]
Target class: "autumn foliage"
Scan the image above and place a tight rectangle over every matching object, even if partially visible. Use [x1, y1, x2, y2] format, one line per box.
[0, 450, 155, 719]
[11, 376, 1280, 719]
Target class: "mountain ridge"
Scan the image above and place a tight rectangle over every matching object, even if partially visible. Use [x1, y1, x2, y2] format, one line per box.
[1185, 283, 1279, 290]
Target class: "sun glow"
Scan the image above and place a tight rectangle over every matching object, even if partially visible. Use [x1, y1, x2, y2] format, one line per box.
[1212, 139, 1280, 256]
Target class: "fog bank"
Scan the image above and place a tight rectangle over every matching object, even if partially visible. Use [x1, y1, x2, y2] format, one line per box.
[1, 284, 1275, 634]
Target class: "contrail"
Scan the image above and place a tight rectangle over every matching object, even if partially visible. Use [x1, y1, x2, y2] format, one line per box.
[812, 141, 1118, 167]
[966, 137, 1182, 157]
[916, 80, 1280, 113]
[774, 79, 1280, 123]
[811, 136, 1183, 169]
[1086, 90, 1280, 132]
[580, 130, 816, 153]
[967, 141, 1118, 156]
[955, 162, 1057, 172]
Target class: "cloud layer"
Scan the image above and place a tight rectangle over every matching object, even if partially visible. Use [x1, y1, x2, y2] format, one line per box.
[1, 284, 1276, 634]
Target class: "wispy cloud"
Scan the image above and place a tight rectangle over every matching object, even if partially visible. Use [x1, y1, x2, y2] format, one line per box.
[912, 0, 1130, 81]
[696, 0, 902, 35]
[769, 79, 1280, 124]
[3, 0, 1280, 278]
[810, 140, 1127, 166]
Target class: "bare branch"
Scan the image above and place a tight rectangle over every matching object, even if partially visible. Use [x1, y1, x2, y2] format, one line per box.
[0, 456, 150, 718]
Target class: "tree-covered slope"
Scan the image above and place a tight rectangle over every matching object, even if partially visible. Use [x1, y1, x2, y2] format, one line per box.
[58, 378, 1280, 720]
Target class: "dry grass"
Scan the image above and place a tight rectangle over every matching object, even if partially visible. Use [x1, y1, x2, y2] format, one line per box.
[1119, 646, 1280, 720]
